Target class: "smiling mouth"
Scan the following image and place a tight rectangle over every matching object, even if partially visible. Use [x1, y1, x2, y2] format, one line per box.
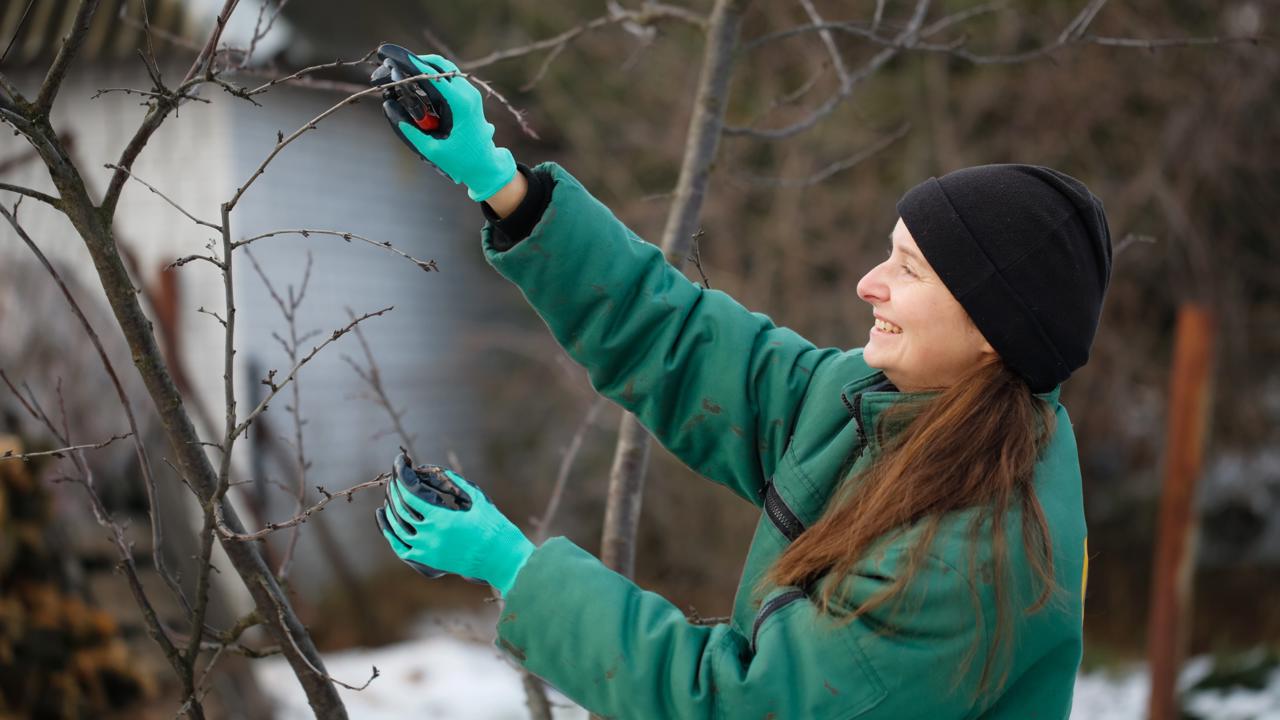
[873, 318, 903, 334]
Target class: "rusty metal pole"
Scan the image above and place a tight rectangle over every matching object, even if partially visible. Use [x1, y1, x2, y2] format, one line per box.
[1146, 304, 1216, 720]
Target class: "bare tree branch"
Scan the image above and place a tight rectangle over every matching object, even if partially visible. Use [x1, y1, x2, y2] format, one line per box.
[100, 0, 260, 221]
[0, 0, 37, 66]
[34, 0, 101, 114]
[733, 3, 1261, 141]
[343, 310, 417, 457]
[0, 433, 132, 460]
[727, 0, 933, 140]
[798, 0, 851, 89]
[103, 163, 222, 230]
[872, 0, 887, 34]
[0, 183, 62, 210]
[218, 474, 390, 542]
[242, 248, 316, 578]
[687, 229, 711, 289]
[244, 51, 378, 96]
[1059, 0, 1110, 43]
[185, 0, 241, 84]
[241, 0, 293, 69]
[463, 3, 708, 72]
[233, 307, 394, 441]
[226, 71, 466, 209]
[533, 398, 606, 544]
[265, 595, 379, 692]
[169, 254, 226, 271]
[233, 228, 437, 272]
[90, 85, 211, 103]
[732, 122, 911, 188]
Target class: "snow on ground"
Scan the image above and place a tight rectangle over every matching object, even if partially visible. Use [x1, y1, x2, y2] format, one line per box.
[253, 613, 589, 720]
[255, 618, 1280, 719]
[1072, 657, 1280, 720]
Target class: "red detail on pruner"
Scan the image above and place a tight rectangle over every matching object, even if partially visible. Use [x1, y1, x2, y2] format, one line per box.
[413, 112, 440, 132]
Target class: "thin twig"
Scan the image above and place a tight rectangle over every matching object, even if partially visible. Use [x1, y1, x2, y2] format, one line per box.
[343, 309, 417, 457]
[134, 0, 160, 87]
[233, 228, 437, 272]
[0, 433, 132, 460]
[533, 398, 606, 544]
[90, 86, 210, 103]
[226, 69, 531, 209]
[798, 0, 850, 89]
[733, 122, 911, 188]
[103, 163, 222, 229]
[727, 0, 933, 140]
[218, 474, 389, 542]
[687, 229, 711, 289]
[233, 307, 394, 440]
[241, 0, 292, 69]
[244, 50, 377, 96]
[467, 75, 541, 140]
[168, 254, 226, 271]
[186, 0, 241, 83]
[1115, 233, 1158, 257]
[242, 247, 315, 579]
[464, 3, 707, 71]
[0, 0, 37, 65]
[266, 594, 379, 691]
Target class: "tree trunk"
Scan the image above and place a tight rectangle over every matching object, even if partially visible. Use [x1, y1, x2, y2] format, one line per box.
[598, 0, 754, 577]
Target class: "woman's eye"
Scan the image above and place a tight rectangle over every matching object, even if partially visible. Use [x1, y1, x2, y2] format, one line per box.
[901, 264, 916, 277]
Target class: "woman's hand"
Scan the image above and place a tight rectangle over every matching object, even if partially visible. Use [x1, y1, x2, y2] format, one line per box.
[375, 452, 534, 597]
[372, 45, 517, 203]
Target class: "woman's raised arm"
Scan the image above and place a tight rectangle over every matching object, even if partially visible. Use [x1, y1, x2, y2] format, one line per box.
[482, 163, 840, 504]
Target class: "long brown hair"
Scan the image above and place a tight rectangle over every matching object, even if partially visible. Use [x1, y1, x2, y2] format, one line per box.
[765, 357, 1059, 696]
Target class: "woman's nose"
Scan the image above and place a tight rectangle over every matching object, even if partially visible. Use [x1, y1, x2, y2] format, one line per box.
[857, 264, 888, 304]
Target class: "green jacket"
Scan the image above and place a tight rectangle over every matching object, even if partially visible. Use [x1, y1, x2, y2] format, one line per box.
[483, 163, 1088, 719]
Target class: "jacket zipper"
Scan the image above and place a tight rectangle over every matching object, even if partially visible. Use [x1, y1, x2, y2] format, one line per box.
[842, 391, 870, 465]
[751, 589, 805, 652]
[764, 481, 804, 542]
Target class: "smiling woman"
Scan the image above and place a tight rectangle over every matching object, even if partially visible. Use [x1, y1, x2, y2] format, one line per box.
[857, 220, 997, 393]
[369, 46, 1114, 720]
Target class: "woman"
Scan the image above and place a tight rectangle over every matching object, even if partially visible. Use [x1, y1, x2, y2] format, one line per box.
[373, 47, 1110, 719]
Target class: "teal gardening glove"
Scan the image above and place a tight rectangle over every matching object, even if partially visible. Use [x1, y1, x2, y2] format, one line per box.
[371, 44, 517, 202]
[376, 452, 534, 597]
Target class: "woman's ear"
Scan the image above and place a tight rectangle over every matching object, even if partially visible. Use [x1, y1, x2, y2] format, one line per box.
[979, 337, 996, 357]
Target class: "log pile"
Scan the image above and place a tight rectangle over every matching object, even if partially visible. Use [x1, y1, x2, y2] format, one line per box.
[0, 435, 154, 718]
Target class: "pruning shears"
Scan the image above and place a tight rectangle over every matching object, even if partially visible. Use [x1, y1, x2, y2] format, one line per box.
[370, 43, 454, 140]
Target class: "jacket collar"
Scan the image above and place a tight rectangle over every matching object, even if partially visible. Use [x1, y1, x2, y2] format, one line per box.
[840, 370, 1062, 456]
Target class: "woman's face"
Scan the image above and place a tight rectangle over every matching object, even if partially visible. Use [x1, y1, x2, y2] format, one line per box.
[856, 218, 996, 392]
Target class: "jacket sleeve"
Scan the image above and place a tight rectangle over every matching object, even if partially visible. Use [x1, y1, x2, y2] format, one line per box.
[495, 537, 985, 720]
[482, 162, 839, 504]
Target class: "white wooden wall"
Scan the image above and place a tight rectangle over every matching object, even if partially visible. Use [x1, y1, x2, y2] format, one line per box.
[1, 63, 513, 595]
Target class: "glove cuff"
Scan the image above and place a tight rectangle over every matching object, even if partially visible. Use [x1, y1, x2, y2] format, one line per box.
[492, 532, 536, 598]
[467, 147, 519, 202]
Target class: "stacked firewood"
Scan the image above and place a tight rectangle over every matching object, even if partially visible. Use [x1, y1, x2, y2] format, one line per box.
[0, 434, 153, 718]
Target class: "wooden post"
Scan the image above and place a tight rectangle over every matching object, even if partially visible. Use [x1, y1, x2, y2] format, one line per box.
[1146, 304, 1216, 720]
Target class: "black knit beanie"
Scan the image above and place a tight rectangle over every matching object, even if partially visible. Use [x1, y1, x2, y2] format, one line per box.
[896, 164, 1112, 394]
